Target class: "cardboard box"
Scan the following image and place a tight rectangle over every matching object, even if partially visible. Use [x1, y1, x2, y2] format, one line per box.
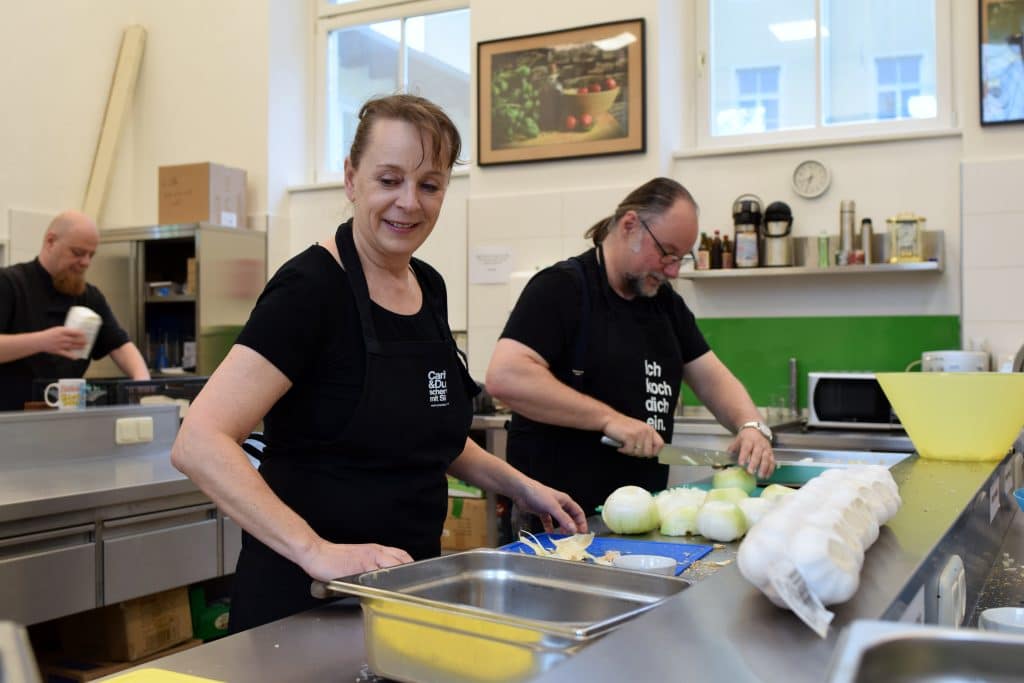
[39, 638, 202, 682]
[57, 587, 193, 662]
[158, 162, 247, 228]
[441, 496, 489, 551]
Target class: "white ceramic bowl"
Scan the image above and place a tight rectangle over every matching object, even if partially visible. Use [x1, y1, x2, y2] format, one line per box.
[612, 554, 677, 576]
[979, 607, 1024, 634]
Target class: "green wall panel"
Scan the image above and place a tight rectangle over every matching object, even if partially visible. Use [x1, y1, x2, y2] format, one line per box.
[681, 315, 960, 409]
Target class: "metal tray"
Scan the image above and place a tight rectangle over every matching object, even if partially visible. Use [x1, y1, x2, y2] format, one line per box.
[313, 549, 688, 683]
[766, 449, 911, 486]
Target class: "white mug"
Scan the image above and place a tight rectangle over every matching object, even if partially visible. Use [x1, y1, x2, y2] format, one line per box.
[64, 306, 102, 360]
[45, 378, 87, 410]
[921, 350, 989, 373]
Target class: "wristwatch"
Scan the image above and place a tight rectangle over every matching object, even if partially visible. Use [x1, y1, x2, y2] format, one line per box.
[740, 420, 773, 443]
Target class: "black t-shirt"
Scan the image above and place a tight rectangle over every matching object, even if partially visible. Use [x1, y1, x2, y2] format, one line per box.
[0, 258, 130, 410]
[500, 257, 710, 372]
[235, 243, 447, 453]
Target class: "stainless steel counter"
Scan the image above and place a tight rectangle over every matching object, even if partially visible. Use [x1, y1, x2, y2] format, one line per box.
[120, 447, 1021, 683]
[0, 405, 192, 526]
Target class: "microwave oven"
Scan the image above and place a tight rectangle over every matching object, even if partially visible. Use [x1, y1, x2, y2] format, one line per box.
[807, 372, 901, 430]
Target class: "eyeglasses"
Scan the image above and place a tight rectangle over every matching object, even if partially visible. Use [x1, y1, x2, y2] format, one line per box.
[637, 216, 682, 266]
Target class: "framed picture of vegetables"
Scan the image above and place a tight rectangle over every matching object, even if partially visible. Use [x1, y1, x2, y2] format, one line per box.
[477, 18, 646, 166]
[979, 0, 1024, 125]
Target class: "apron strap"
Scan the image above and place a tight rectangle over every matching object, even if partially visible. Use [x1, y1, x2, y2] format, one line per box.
[567, 257, 591, 391]
[335, 222, 383, 353]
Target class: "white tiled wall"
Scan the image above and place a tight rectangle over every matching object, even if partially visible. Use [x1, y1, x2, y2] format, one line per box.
[961, 158, 1024, 367]
[465, 185, 633, 378]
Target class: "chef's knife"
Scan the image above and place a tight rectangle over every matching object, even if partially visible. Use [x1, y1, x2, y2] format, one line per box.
[600, 435, 739, 468]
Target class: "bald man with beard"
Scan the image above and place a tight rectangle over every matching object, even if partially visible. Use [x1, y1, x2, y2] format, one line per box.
[0, 210, 149, 410]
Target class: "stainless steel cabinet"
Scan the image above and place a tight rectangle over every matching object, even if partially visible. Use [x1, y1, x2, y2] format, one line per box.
[90, 223, 266, 377]
[0, 525, 96, 625]
[102, 504, 218, 604]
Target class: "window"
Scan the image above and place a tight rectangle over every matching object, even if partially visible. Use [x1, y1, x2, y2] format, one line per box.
[875, 55, 923, 120]
[317, 1, 470, 180]
[732, 66, 781, 133]
[698, 0, 952, 149]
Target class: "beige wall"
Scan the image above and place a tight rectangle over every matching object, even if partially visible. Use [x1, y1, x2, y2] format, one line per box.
[2, 0, 1022, 367]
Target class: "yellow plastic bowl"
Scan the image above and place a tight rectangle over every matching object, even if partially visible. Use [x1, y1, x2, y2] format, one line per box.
[875, 372, 1024, 461]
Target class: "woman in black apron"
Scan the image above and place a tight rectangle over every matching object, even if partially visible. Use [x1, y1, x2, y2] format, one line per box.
[171, 95, 587, 633]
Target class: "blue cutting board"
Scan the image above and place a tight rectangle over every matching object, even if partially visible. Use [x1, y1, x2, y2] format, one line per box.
[499, 534, 713, 576]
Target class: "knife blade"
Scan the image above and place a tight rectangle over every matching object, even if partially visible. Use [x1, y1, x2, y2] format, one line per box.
[600, 435, 739, 468]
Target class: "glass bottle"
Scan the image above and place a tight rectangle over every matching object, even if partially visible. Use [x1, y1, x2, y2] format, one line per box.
[721, 235, 734, 269]
[710, 230, 723, 269]
[697, 232, 711, 270]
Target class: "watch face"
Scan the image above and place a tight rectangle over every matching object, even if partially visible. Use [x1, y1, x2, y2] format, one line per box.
[792, 160, 830, 198]
[897, 224, 916, 244]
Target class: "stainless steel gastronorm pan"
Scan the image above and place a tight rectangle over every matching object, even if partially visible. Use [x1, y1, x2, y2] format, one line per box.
[313, 548, 688, 683]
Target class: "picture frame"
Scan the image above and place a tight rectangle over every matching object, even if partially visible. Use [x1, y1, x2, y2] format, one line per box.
[477, 18, 646, 166]
[979, 0, 1024, 125]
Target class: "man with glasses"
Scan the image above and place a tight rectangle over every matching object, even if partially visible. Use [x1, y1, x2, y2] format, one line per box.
[486, 177, 773, 520]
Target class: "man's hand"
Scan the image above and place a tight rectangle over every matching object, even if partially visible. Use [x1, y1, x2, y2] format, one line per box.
[728, 428, 776, 478]
[37, 326, 87, 359]
[603, 414, 664, 458]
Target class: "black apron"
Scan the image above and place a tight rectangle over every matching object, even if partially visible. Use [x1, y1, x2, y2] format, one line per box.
[507, 248, 683, 516]
[229, 223, 476, 632]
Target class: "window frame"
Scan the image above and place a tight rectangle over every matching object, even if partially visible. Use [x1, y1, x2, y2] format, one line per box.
[693, 0, 955, 152]
[314, 0, 468, 183]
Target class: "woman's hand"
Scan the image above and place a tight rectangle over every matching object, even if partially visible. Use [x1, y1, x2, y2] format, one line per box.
[512, 479, 589, 535]
[303, 541, 413, 582]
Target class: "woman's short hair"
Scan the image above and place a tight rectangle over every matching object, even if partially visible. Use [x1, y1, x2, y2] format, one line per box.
[349, 94, 462, 172]
[584, 177, 698, 244]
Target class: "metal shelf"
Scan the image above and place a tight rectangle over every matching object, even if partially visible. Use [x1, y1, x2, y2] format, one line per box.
[679, 229, 944, 280]
[145, 294, 196, 303]
[680, 260, 941, 279]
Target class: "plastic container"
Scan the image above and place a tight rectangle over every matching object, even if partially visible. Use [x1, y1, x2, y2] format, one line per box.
[64, 306, 101, 360]
[817, 233, 830, 268]
[874, 373, 1024, 461]
[612, 554, 677, 576]
[979, 607, 1024, 634]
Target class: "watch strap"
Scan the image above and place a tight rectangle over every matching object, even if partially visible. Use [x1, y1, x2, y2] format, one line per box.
[740, 420, 772, 442]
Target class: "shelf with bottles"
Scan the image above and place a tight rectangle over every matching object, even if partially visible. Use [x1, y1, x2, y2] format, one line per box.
[679, 230, 943, 280]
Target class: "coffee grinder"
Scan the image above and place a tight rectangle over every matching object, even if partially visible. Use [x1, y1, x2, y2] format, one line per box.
[762, 201, 794, 267]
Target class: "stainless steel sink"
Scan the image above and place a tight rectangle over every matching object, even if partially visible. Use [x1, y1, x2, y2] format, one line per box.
[828, 620, 1024, 683]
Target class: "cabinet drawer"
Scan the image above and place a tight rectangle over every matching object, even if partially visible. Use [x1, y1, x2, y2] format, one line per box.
[0, 525, 96, 625]
[104, 508, 218, 604]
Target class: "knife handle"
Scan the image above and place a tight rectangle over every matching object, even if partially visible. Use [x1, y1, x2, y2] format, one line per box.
[600, 435, 624, 448]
